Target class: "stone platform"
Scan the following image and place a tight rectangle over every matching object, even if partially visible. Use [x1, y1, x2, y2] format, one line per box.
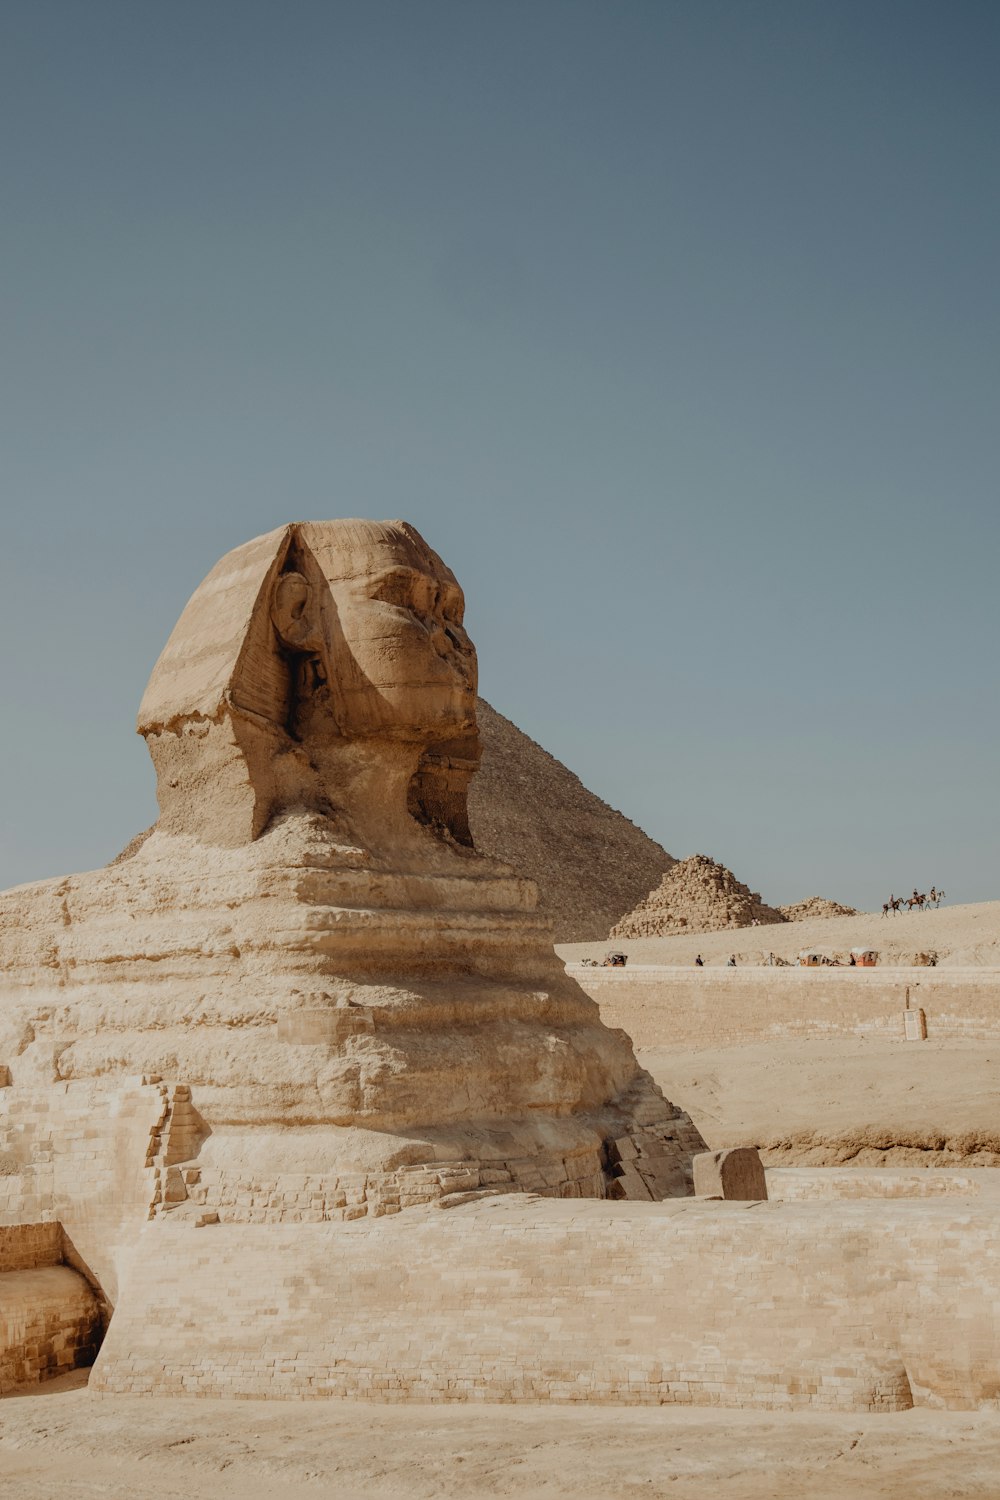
[91, 1195, 1000, 1411]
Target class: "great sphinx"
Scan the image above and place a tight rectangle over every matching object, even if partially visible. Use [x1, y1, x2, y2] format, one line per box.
[0, 520, 702, 1310]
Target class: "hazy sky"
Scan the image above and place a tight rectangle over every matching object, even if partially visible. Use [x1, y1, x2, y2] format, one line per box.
[1, 1, 997, 911]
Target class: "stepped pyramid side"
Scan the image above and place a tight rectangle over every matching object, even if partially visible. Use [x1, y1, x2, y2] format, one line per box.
[611, 854, 787, 939]
[467, 701, 675, 943]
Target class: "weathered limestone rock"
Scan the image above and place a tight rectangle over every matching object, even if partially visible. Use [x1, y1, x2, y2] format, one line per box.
[693, 1148, 768, 1201]
[0, 520, 703, 1308]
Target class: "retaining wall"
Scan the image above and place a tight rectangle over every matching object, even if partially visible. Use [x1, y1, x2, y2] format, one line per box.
[569, 966, 1000, 1048]
[92, 1195, 1000, 1411]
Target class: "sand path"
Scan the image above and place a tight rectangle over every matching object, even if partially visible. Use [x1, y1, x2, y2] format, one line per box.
[2, 1374, 999, 1498]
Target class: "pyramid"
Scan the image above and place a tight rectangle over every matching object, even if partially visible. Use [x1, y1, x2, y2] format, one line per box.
[779, 897, 860, 922]
[469, 701, 675, 942]
[610, 854, 787, 938]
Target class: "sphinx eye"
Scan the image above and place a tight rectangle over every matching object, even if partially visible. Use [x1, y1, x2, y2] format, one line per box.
[371, 571, 417, 607]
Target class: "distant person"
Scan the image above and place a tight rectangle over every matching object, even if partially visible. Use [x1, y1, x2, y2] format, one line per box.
[694, 954, 704, 968]
[849, 953, 856, 967]
[727, 955, 737, 967]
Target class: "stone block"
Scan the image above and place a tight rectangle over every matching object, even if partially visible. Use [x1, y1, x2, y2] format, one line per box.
[693, 1148, 767, 1201]
[903, 1007, 927, 1041]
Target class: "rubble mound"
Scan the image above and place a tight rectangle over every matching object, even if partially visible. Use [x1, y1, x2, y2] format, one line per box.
[610, 854, 786, 939]
[468, 700, 675, 942]
[779, 897, 860, 922]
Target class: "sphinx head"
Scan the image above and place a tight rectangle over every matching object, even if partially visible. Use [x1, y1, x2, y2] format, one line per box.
[138, 521, 479, 848]
[288, 520, 475, 740]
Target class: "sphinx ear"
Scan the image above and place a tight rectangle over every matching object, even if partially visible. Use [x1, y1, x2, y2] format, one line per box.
[408, 731, 482, 847]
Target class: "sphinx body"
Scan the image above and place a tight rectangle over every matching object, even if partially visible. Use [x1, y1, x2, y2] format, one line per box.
[0, 521, 702, 1304]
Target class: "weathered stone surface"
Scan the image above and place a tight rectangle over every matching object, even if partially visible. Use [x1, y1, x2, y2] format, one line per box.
[0, 520, 703, 1310]
[693, 1148, 768, 1201]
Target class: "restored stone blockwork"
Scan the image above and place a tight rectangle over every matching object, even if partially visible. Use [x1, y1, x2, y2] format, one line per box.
[94, 1197, 1000, 1411]
[0, 1081, 176, 1304]
[0, 1223, 101, 1393]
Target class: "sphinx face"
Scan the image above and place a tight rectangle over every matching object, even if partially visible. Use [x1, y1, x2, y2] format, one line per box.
[299, 521, 477, 741]
[140, 519, 480, 845]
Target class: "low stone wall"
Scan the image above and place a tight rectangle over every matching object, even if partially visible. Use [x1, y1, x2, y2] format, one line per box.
[0, 1224, 102, 1394]
[93, 1196, 1000, 1411]
[766, 1168, 1000, 1200]
[569, 967, 1000, 1048]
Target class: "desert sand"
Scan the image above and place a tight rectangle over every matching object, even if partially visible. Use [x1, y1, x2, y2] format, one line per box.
[3, 1373, 1000, 1500]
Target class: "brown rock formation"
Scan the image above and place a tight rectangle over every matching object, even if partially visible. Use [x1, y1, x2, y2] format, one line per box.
[0, 520, 703, 1304]
[611, 854, 787, 939]
[779, 898, 861, 922]
[469, 701, 675, 942]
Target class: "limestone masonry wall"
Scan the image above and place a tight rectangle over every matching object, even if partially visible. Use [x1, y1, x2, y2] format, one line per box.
[93, 1196, 1000, 1412]
[0, 1220, 61, 1273]
[0, 1082, 170, 1304]
[0, 1266, 101, 1394]
[570, 967, 1000, 1048]
[0, 1224, 102, 1394]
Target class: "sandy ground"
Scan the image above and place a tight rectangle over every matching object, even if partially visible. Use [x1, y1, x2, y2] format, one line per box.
[640, 1037, 1000, 1163]
[2, 1373, 999, 1499]
[557, 898, 1000, 968]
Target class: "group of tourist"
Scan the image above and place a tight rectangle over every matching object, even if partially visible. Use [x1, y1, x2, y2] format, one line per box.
[882, 887, 945, 915]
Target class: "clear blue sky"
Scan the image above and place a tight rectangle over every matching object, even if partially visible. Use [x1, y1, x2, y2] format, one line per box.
[1, 1, 997, 911]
